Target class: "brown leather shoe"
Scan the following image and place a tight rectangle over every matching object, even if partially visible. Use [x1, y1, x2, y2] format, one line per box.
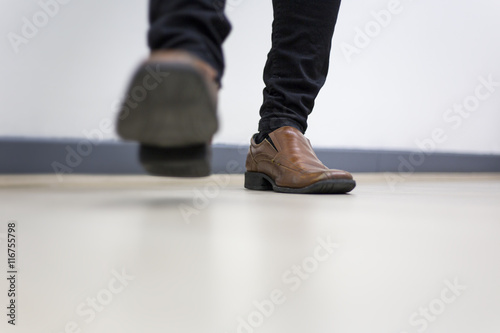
[245, 126, 356, 194]
[116, 50, 219, 177]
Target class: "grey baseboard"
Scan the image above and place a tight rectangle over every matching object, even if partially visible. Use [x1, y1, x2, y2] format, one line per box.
[1, 138, 499, 175]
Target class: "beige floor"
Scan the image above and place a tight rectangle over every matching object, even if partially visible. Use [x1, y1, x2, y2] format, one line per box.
[1, 173, 499, 333]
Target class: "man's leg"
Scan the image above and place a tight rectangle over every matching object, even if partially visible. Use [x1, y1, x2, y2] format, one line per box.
[258, 0, 342, 136]
[148, 0, 231, 83]
[245, 0, 356, 194]
[117, 1, 231, 177]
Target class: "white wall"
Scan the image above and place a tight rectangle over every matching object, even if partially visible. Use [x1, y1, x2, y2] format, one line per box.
[1, 0, 499, 154]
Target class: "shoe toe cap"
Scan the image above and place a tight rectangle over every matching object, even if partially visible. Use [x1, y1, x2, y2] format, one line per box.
[323, 169, 354, 180]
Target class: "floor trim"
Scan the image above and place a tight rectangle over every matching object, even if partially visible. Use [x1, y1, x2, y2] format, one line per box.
[1, 138, 499, 174]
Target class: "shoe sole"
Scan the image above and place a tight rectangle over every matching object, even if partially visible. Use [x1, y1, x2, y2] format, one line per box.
[116, 62, 217, 177]
[244, 172, 356, 194]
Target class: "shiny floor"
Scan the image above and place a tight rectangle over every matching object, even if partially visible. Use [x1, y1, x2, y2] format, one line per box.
[1, 173, 499, 333]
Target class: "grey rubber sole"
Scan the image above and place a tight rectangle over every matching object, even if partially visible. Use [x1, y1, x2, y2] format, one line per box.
[244, 172, 356, 194]
[116, 62, 217, 177]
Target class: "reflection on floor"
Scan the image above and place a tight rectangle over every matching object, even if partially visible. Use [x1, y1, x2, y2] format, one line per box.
[0, 174, 499, 333]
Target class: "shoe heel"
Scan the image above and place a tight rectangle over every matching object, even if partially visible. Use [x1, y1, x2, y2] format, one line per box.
[140, 144, 211, 177]
[244, 172, 273, 191]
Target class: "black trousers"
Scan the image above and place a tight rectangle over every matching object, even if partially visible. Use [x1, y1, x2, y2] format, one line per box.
[148, 0, 342, 134]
